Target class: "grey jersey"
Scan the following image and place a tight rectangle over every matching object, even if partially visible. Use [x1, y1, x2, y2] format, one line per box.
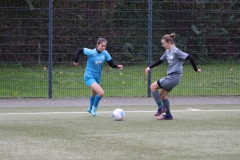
[160, 47, 188, 75]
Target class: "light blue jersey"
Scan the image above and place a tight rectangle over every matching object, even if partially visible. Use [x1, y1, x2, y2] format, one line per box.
[160, 47, 188, 75]
[83, 48, 112, 79]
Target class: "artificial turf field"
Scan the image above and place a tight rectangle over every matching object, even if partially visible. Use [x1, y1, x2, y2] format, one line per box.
[0, 104, 240, 160]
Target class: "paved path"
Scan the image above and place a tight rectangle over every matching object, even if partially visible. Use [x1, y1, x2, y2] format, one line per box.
[0, 96, 239, 107]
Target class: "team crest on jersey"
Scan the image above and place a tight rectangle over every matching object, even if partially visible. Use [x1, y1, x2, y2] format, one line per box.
[95, 60, 102, 65]
[169, 55, 174, 60]
[101, 55, 105, 59]
[167, 55, 174, 64]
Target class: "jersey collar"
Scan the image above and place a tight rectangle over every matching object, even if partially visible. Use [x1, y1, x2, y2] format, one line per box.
[95, 48, 101, 53]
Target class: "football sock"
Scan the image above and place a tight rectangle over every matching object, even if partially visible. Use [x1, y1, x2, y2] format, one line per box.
[93, 94, 102, 108]
[90, 95, 95, 108]
[163, 98, 171, 115]
[152, 90, 163, 108]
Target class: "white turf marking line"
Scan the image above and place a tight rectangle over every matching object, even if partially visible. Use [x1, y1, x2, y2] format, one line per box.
[186, 108, 201, 111]
[0, 109, 240, 115]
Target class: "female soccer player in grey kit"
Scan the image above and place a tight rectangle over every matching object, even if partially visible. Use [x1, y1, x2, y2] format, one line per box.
[145, 33, 201, 120]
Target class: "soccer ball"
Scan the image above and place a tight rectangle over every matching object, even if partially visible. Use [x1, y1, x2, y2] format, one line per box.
[112, 108, 125, 121]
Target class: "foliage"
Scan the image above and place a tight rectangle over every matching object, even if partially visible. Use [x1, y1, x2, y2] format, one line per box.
[1, 0, 239, 64]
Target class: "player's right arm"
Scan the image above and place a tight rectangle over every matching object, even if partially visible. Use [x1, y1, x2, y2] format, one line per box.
[73, 48, 84, 67]
[145, 52, 166, 75]
[73, 48, 95, 67]
[145, 59, 164, 75]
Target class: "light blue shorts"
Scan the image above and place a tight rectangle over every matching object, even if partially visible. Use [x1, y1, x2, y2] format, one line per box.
[84, 76, 101, 87]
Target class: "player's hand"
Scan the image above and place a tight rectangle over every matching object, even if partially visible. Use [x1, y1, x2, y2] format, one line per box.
[73, 62, 79, 67]
[118, 65, 123, 69]
[197, 69, 201, 73]
[145, 67, 150, 75]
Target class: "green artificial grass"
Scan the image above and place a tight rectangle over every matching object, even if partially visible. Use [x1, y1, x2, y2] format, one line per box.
[0, 105, 240, 160]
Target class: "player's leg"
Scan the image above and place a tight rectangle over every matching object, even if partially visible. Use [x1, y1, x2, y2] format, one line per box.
[84, 76, 96, 113]
[157, 89, 173, 120]
[160, 90, 170, 114]
[89, 82, 104, 116]
[84, 76, 103, 115]
[150, 81, 166, 116]
[87, 89, 97, 113]
[157, 74, 182, 120]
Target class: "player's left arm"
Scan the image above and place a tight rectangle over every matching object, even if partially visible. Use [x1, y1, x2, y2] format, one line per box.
[107, 59, 123, 69]
[105, 51, 123, 69]
[185, 55, 201, 73]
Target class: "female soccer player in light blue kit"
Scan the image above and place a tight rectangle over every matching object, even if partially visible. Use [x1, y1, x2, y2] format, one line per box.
[73, 38, 123, 116]
[145, 33, 201, 120]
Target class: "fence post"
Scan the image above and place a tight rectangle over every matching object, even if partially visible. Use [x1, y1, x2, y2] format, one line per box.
[147, 0, 153, 97]
[48, 0, 53, 98]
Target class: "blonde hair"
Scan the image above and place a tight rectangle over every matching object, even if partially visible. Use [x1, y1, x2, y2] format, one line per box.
[161, 33, 175, 44]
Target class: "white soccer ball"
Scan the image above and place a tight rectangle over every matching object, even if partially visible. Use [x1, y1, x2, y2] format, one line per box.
[112, 108, 125, 121]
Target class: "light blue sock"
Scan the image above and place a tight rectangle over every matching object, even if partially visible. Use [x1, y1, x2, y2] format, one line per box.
[90, 96, 95, 108]
[152, 90, 163, 108]
[93, 94, 102, 108]
[87, 96, 96, 113]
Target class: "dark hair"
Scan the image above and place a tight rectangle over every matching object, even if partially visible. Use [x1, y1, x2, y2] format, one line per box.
[161, 33, 175, 43]
[96, 38, 108, 46]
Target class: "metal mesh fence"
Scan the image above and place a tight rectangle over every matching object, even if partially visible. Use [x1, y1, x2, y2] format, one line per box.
[0, 0, 239, 98]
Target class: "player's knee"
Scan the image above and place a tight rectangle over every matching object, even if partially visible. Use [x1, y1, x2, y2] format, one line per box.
[160, 90, 168, 100]
[150, 84, 157, 92]
[150, 85, 154, 92]
[160, 94, 167, 100]
[98, 90, 104, 97]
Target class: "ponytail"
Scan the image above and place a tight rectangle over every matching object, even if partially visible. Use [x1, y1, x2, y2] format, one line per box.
[162, 33, 175, 43]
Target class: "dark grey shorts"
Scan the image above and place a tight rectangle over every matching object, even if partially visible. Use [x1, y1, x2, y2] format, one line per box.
[157, 73, 182, 92]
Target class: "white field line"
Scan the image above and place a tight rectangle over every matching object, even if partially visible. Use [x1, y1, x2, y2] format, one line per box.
[0, 109, 240, 115]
